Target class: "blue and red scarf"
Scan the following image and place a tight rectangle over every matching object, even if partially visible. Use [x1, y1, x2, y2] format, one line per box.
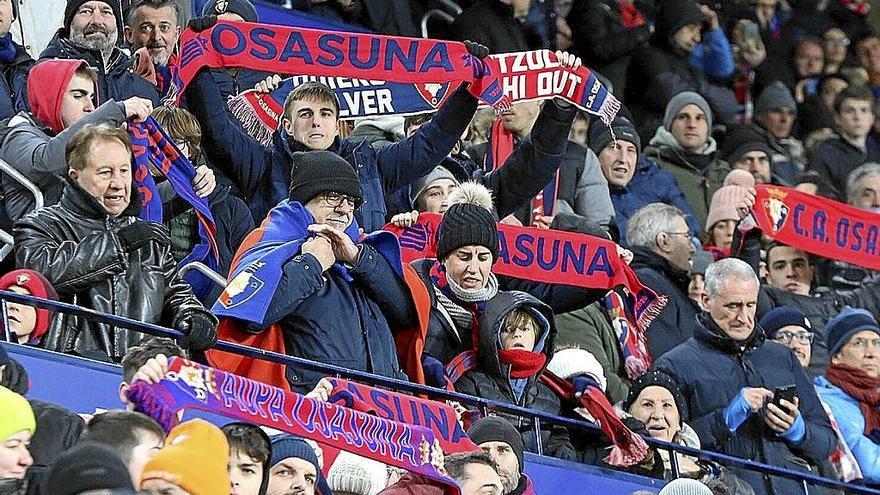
[172, 22, 619, 126]
[127, 357, 465, 495]
[128, 117, 219, 294]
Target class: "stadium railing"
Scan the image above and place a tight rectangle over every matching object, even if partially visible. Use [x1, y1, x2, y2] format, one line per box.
[1, 289, 876, 495]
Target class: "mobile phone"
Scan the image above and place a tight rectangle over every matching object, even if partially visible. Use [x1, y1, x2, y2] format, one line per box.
[742, 21, 761, 51]
[772, 385, 796, 410]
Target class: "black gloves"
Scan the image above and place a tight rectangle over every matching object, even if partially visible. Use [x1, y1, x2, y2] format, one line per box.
[422, 355, 447, 389]
[463, 40, 489, 60]
[188, 15, 218, 32]
[174, 312, 218, 351]
[118, 222, 171, 253]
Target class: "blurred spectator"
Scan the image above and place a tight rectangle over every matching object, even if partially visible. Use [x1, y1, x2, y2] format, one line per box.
[826, 0, 872, 41]
[454, 292, 576, 460]
[43, 442, 137, 495]
[567, 0, 652, 98]
[185, 59, 481, 230]
[626, 0, 738, 138]
[808, 85, 880, 194]
[591, 114, 699, 244]
[327, 451, 387, 495]
[230, 151, 413, 392]
[124, 0, 181, 98]
[450, 0, 539, 54]
[658, 479, 713, 495]
[0, 386, 34, 481]
[290, 0, 362, 28]
[444, 452, 503, 495]
[704, 185, 750, 258]
[150, 105, 254, 304]
[0, 0, 32, 121]
[140, 419, 230, 495]
[39, 0, 159, 105]
[644, 91, 731, 227]
[222, 422, 272, 495]
[793, 169, 841, 199]
[720, 130, 779, 184]
[623, 370, 755, 494]
[797, 72, 849, 141]
[0, 269, 58, 346]
[14, 123, 217, 361]
[654, 258, 836, 495]
[823, 28, 851, 74]
[468, 416, 534, 495]
[854, 32, 880, 98]
[79, 410, 165, 486]
[791, 37, 826, 97]
[815, 307, 880, 484]
[689, 4, 736, 81]
[0, 59, 153, 223]
[568, 112, 588, 146]
[627, 203, 698, 358]
[119, 337, 185, 407]
[688, 250, 715, 311]
[760, 306, 814, 369]
[348, 115, 405, 149]
[752, 82, 806, 185]
[267, 435, 332, 495]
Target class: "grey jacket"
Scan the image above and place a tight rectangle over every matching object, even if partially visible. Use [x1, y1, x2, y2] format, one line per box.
[0, 101, 127, 222]
[14, 179, 214, 361]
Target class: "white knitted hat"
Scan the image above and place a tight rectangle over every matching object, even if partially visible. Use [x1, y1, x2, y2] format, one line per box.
[658, 478, 713, 495]
[327, 451, 388, 495]
[545, 348, 608, 392]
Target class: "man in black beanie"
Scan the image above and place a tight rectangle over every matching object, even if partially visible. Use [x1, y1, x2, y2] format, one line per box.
[43, 442, 137, 495]
[467, 417, 533, 495]
[40, 0, 159, 105]
[224, 151, 417, 393]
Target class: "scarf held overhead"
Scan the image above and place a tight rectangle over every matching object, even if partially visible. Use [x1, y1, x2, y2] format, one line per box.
[384, 213, 666, 333]
[175, 21, 619, 122]
[752, 185, 880, 271]
[126, 357, 461, 494]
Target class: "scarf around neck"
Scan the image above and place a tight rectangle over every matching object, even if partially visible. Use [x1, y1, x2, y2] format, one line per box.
[429, 261, 497, 345]
[498, 348, 547, 379]
[826, 362, 880, 439]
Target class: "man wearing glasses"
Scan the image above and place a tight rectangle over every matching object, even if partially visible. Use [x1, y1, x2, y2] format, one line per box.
[217, 151, 417, 393]
[761, 307, 814, 369]
[815, 307, 880, 484]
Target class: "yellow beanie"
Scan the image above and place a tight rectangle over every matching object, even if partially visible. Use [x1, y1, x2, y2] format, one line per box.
[0, 386, 35, 441]
[140, 419, 230, 495]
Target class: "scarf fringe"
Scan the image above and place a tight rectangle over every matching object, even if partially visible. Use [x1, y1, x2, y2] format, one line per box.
[636, 294, 668, 332]
[597, 96, 622, 127]
[228, 94, 276, 148]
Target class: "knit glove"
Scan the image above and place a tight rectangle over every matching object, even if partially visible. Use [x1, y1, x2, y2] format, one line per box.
[117, 222, 171, 253]
[463, 40, 489, 59]
[174, 312, 218, 351]
[777, 411, 806, 445]
[422, 355, 447, 389]
[724, 389, 753, 433]
[188, 15, 218, 32]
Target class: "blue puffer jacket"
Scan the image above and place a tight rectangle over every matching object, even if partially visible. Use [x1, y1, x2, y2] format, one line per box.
[186, 69, 476, 229]
[815, 376, 880, 484]
[612, 156, 700, 246]
[654, 314, 837, 495]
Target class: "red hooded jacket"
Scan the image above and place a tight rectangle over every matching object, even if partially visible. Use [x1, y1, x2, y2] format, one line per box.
[26, 58, 90, 134]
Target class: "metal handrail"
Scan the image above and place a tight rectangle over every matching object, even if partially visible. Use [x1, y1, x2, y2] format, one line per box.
[0, 229, 13, 262]
[420, 9, 455, 39]
[435, 0, 463, 16]
[0, 158, 44, 214]
[1, 289, 877, 494]
[178, 261, 227, 288]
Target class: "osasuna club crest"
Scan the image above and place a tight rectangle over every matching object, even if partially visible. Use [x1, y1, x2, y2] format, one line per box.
[213, 0, 229, 14]
[415, 82, 451, 108]
[763, 188, 790, 233]
[218, 263, 265, 309]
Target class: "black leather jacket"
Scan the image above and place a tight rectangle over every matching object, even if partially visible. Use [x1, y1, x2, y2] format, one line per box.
[14, 179, 214, 361]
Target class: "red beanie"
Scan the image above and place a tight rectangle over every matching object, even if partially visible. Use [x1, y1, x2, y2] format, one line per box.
[0, 269, 58, 344]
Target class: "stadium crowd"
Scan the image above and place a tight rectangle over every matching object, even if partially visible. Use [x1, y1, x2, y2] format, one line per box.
[4, 0, 880, 494]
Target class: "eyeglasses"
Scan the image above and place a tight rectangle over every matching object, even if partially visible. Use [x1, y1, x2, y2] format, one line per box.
[826, 38, 850, 47]
[774, 330, 814, 345]
[846, 337, 880, 351]
[664, 231, 691, 238]
[321, 191, 363, 210]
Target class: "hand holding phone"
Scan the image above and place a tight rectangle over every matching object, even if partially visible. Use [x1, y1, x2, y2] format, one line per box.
[772, 385, 796, 411]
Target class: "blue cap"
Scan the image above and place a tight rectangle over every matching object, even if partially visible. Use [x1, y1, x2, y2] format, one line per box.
[269, 435, 333, 495]
[760, 307, 811, 339]
[825, 307, 880, 355]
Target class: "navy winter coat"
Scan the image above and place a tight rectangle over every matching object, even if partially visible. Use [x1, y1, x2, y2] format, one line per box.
[186, 69, 476, 230]
[612, 156, 701, 245]
[39, 34, 159, 107]
[654, 314, 837, 495]
[0, 43, 32, 120]
[248, 243, 415, 393]
[807, 135, 880, 195]
[630, 247, 701, 359]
